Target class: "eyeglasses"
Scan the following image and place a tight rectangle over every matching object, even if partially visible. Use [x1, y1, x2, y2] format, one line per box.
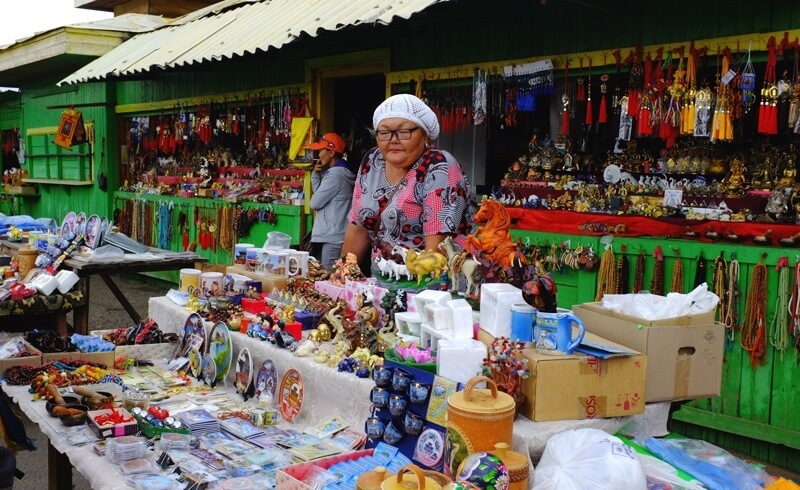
[375, 127, 421, 141]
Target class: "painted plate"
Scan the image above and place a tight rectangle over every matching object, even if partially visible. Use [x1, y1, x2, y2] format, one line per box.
[84, 214, 100, 249]
[255, 360, 277, 402]
[414, 428, 445, 467]
[75, 212, 87, 235]
[201, 353, 216, 386]
[278, 368, 303, 422]
[188, 347, 202, 378]
[60, 212, 77, 239]
[178, 312, 206, 358]
[209, 321, 233, 383]
[235, 347, 253, 395]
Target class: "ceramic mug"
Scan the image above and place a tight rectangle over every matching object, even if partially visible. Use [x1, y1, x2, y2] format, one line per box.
[265, 250, 299, 278]
[246, 247, 264, 272]
[408, 381, 430, 404]
[372, 365, 393, 387]
[234, 243, 255, 265]
[365, 416, 385, 438]
[383, 419, 404, 445]
[200, 272, 224, 297]
[371, 386, 390, 407]
[392, 368, 413, 392]
[388, 394, 408, 417]
[533, 311, 586, 355]
[283, 249, 309, 277]
[510, 303, 536, 342]
[403, 411, 424, 435]
[178, 268, 201, 294]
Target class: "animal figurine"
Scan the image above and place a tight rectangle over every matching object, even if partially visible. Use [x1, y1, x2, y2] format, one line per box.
[438, 236, 481, 297]
[405, 249, 448, 286]
[388, 260, 414, 282]
[465, 198, 525, 269]
[375, 255, 394, 279]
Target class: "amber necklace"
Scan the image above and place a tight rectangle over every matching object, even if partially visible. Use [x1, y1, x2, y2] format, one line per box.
[770, 257, 790, 361]
[712, 252, 728, 324]
[595, 244, 617, 301]
[790, 260, 800, 355]
[741, 256, 768, 368]
[633, 248, 645, 293]
[650, 246, 665, 296]
[616, 245, 629, 294]
[670, 248, 684, 293]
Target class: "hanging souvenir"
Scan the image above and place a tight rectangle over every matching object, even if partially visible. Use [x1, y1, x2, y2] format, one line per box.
[741, 257, 768, 368]
[670, 249, 684, 293]
[663, 49, 685, 147]
[757, 36, 778, 135]
[769, 257, 791, 362]
[791, 50, 800, 131]
[598, 74, 609, 123]
[472, 68, 487, 126]
[741, 41, 757, 114]
[789, 260, 800, 355]
[618, 96, 633, 141]
[627, 46, 644, 117]
[712, 50, 734, 142]
[650, 246, 665, 296]
[693, 86, 713, 137]
[585, 59, 594, 126]
[633, 248, 645, 293]
[561, 61, 570, 135]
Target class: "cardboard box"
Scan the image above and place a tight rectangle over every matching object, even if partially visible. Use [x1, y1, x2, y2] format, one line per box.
[0, 340, 42, 376]
[573, 302, 724, 402]
[520, 331, 646, 422]
[479, 283, 524, 338]
[276, 449, 373, 489]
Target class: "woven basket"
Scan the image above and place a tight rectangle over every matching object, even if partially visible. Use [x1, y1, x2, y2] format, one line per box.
[422, 470, 452, 487]
[445, 376, 515, 477]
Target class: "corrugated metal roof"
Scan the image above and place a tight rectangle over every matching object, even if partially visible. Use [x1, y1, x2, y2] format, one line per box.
[60, 0, 449, 85]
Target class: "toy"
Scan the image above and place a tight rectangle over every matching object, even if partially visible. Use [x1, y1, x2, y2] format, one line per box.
[439, 236, 481, 297]
[405, 249, 448, 286]
[465, 199, 523, 269]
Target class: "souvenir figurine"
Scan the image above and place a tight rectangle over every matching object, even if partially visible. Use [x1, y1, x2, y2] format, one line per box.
[438, 236, 481, 298]
[465, 198, 524, 270]
[404, 249, 448, 286]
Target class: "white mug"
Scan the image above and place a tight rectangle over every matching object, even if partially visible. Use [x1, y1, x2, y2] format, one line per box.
[281, 249, 308, 277]
[264, 250, 299, 278]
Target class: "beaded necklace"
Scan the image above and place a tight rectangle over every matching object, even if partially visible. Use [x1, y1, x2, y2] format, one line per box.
[789, 260, 800, 355]
[595, 244, 617, 301]
[724, 253, 741, 349]
[616, 246, 629, 294]
[633, 248, 645, 293]
[741, 257, 768, 368]
[712, 252, 728, 324]
[218, 205, 233, 251]
[650, 246, 664, 296]
[670, 248, 684, 293]
[769, 257, 790, 362]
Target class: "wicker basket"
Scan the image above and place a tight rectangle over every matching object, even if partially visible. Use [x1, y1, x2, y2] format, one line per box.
[422, 470, 452, 487]
[445, 376, 515, 477]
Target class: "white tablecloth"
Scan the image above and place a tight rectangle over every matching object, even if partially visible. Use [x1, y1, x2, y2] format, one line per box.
[148, 296, 671, 462]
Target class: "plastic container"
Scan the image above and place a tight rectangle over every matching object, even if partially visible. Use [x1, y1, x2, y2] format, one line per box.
[264, 231, 291, 250]
[123, 391, 150, 412]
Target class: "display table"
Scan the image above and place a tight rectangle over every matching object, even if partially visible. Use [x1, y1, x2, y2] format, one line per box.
[0, 240, 204, 335]
[149, 296, 671, 461]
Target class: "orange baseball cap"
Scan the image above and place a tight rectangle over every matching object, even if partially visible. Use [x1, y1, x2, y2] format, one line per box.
[309, 133, 346, 153]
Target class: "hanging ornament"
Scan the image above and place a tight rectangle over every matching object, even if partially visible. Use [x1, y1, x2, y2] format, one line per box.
[757, 36, 779, 135]
[681, 43, 699, 135]
[616, 246, 629, 294]
[627, 46, 644, 117]
[693, 86, 713, 137]
[741, 41, 757, 114]
[598, 74, 609, 123]
[789, 259, 800, 355]
[670, 248, 684, 293]
[769, 257, 791, 362]
[741, 256, 768, 368]
[650, 245, 665, 296]
[633, 248, 645, 293]
[472, 68, 487, 126]
[595, 242, 617, 301]
[585, 59, 594, 126]
[712, 49, 734, 142]
[791, 50, 800, 130]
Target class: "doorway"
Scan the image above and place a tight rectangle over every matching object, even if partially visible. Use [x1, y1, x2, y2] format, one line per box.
[331, 73, 385, 171]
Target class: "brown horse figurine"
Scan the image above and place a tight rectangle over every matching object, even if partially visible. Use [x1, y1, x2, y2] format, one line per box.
[465, 199, 524, 269]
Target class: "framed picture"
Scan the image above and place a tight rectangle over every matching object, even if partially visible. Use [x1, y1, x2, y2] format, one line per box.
[663, 189, 683, 208]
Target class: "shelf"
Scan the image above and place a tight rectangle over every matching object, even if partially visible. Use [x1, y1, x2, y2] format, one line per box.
[23, 179, 94, 186]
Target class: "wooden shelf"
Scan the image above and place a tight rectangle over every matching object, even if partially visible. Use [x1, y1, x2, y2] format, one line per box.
[23, 179, 94, 186]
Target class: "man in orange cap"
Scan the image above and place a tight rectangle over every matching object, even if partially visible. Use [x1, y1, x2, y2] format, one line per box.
[309, 132, 355, 269]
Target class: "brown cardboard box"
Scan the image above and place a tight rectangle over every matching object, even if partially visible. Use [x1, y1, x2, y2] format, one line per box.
[573, 302, 724, 402]
[226, 265, 287, 292]
[520, 331, 646, 422]
[0, 340, 42, 376]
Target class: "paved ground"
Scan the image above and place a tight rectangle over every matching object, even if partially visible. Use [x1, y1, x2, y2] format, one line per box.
[6, 273, 800, 488]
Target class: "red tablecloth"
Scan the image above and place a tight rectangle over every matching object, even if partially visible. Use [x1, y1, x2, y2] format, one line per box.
[506, 208, 800, 245]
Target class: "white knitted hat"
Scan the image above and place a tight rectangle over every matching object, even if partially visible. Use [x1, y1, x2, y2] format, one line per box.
[373, 94, 440, 140]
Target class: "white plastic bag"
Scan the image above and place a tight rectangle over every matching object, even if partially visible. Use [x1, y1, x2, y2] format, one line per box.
[533, 428, 647, 490]
[601, 283, 719, 320]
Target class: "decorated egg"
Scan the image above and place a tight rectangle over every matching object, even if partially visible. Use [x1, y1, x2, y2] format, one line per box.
[456, 452, 509, 490]
[442, 482, 482, 490]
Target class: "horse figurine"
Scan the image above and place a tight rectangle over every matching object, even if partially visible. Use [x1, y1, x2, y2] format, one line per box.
[438, 236, 481, 297]
[405, 249, 448, 286]
[465, 198, 524, 269]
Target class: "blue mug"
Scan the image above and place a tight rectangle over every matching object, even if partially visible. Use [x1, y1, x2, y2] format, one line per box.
[365, 416, 385, 438]
[533, 311, 586, 355]
[403, 411, 424, 435]
[383, 419, 404, 445]
[510, 303, 536, 342]
[371, 386, 390, 407]
[388, 393, 408, 417]
[373, 365, 393, 387]
[392, 368, 413, 392]
[408, 381, 430, 404]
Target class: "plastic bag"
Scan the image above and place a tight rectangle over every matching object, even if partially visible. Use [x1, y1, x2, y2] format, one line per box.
[601, 283, 719, 320]
[533, 429, 647, 490]
[638, 452, 705, 490]
[86, 244, 125, 262]
[644, 437, 771, 490]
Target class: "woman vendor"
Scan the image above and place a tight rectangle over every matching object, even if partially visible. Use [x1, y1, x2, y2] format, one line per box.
[341, 94, 474, 272]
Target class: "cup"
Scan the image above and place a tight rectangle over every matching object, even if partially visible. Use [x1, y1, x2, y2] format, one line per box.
[263, 408, 278, 426]
[179, 268, 202, 294]
[533, 311, 586, 355]
[388, 394, 408, 417]
[371, 386, 390, 407]
[246, 247, 264, 272]
[234, 243, 255, 265]
[392, 368, 413, 392]
[201, 272, 224, 297]
[283, 249, 309, 277]
[408, 381, 430, 404]
[382, 419, 404, 445]
[510, 303, 536, 342]
[372, 365, 393, 387]
[365, 416, 386, 438]
[403, 411, 424, 435]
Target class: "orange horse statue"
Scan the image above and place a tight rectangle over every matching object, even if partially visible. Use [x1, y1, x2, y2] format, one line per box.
[465, 198, 524, 269]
